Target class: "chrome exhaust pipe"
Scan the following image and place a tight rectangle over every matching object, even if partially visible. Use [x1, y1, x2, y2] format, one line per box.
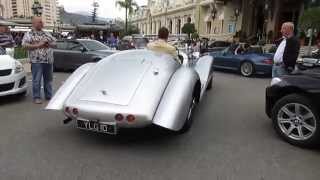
[63, 117, 73, 124]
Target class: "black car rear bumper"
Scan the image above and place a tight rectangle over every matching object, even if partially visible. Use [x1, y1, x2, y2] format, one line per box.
[265, 86, 281, 118]
[265, 86, 273, 118]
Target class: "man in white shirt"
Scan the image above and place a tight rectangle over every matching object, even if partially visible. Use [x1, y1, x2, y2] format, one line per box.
[272, 22, 300, 78]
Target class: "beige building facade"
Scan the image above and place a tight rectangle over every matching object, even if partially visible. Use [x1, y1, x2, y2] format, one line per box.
[132, 0, 242, 41]
[132, 0, 305, 42]
[132, 0, 198, 35]
[0, 0, 13, 19]
[0, 0, 60, 27]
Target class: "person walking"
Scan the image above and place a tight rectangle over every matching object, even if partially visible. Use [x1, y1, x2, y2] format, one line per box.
[272, 22, 300, 78]
[22, 17, 56, 104]
[107, 33, 117, 49]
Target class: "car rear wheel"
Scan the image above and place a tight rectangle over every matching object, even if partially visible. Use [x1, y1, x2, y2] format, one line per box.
[178, 97, 196, 134]
[272, 94, 320, 148]
[240, 62, 254, 77]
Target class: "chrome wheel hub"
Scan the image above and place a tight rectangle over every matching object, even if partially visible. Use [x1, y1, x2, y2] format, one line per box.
[241, 63, 252, 76]
[277, 103, 316, 141]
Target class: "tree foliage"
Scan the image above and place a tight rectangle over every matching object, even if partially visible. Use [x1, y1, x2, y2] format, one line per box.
[182, 23, 196, 36]
[299, 6, 320, 30]
[115, 0, 139, 33]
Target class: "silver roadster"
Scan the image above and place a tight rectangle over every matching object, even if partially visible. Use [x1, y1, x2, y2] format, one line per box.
[46, 49, 213, 134]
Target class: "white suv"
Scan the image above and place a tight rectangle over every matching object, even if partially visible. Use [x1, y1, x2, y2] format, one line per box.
[0, 48, 27, 97]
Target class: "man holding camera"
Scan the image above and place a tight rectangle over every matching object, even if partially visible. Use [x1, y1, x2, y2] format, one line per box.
[22, 16, 56, 104]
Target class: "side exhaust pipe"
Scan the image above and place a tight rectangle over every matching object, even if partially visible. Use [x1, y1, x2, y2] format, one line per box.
[63, 118, 73, 124]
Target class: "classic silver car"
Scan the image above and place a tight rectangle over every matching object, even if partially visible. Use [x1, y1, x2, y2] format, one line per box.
[46, 49, 213, 134]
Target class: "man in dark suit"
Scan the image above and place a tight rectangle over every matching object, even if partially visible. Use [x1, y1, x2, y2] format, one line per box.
[272, 22, 300, 78]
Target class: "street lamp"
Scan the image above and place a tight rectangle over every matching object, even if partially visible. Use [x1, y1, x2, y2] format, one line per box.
[31, 0, 43, 16]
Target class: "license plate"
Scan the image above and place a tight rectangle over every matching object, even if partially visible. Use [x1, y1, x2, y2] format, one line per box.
[77, 119, 117, 135]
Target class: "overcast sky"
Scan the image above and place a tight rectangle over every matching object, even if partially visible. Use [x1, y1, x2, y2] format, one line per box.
[58, 0, 148, 19]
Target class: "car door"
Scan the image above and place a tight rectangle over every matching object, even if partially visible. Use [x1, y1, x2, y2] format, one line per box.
[213, 49, 238, 70]
[64, 41, 91, 70]
[53, 41, 68, 70]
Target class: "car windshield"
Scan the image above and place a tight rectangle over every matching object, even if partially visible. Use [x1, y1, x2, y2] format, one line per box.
[134, 38, 149, 48]
[80, 40, 110, 51]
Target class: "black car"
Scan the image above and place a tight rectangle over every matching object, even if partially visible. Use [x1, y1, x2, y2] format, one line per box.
[266, 62, 320, 148]
[53, 39, 115, 71]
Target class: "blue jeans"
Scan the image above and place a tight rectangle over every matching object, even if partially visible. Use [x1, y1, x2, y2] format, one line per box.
[31, 63, 53, 100]
[272, 65, 288, 78]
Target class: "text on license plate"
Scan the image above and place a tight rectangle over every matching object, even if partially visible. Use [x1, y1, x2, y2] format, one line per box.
[77, 119, 117, 135]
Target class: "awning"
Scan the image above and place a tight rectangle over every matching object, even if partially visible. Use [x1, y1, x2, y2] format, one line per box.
[10, 27, 31, 32]
[76, 24, 111, 31]
[0, 20, 17, 26]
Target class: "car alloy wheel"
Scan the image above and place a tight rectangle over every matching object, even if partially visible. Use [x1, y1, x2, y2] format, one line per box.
[240, 62, 254, 77]
[272, 94, 320, 148]
[277, 103, 316, 141]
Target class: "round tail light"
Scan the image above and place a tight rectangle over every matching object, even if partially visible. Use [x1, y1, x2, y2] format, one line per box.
[115, 114, 124, 121]
[65, 107, 71, 114]
[126, 115, 135, 122]
[72, 108, 79, 115]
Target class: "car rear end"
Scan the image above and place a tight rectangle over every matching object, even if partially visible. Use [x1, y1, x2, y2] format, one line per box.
[253, 53, 274, 75]
[62, 101, 154, 135]
[58, 50, 179, 135]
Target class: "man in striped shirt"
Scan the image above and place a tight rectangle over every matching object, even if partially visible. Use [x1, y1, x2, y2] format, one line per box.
[0, 24, 15, 49]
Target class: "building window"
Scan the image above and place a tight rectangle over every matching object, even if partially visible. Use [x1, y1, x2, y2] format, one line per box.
[177, 19, 181, 34]
[228, 23, 236, 33]
[206, 21, 212, 34]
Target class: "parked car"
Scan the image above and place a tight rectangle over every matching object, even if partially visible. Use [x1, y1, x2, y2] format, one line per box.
[266, 60, 320, 148]
[118, 36, 149, 50]
[0, 48, 27, 97]
[53, 39, 115, 71]
[297, 50, 320, 70]
[46, 49, 214, 135]
[208, 43, 274, 77]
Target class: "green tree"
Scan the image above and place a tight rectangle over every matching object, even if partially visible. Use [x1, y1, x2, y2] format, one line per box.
[115, 0, 138, 34]
[299, 6, 320, 54]
[182, 18, 196, 39]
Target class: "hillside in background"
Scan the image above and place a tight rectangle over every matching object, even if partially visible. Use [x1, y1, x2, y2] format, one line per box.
[59, 7, 113, 25]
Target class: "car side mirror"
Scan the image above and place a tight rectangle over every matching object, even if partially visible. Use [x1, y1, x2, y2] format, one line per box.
[80, 47, 87, 52]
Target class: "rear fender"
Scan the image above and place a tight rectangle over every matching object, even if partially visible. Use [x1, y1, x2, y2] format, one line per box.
[46, 63, 95, 110]
[153, 67, 200, 131]
[194, 55, 213, 99]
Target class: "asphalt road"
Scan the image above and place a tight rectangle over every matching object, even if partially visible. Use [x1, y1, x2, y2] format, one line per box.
[0, 71, 320, 180]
